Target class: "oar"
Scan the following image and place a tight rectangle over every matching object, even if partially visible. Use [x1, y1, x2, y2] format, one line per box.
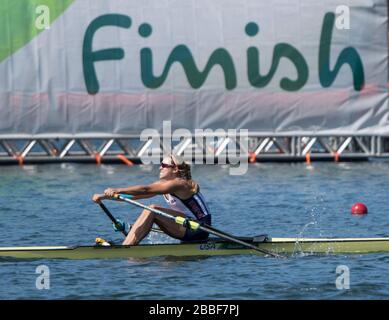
[114, 194, 284, 258]
[98, 202, 165, 236]
[98, 202, 128, 237]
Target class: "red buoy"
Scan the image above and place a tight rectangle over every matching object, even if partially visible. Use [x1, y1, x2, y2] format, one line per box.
[351, 203, 368, 215]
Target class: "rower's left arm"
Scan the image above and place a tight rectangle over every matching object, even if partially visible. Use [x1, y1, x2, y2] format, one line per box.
[108, 181, 180, 197]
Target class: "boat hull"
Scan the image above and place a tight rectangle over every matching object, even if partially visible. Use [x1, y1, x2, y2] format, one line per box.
[1, 237, 389, 260]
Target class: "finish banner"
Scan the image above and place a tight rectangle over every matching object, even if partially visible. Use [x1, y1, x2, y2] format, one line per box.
[0, 0, 388, 136]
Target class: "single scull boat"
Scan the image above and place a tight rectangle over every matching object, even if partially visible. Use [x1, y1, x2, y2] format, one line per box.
[1, 236, 389, 260]
[2, 195, 387, 260]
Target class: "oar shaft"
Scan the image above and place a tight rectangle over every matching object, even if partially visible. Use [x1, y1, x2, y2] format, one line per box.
[115, 194, 283, 258]
[98, 202, 128, 236]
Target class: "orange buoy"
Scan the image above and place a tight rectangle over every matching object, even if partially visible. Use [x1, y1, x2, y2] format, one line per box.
[305, 153, 311, 165]
[117, 154, 134, 166]
[351, 203, 368, 215]
[95, 153, 102, 165]
[14, 155, 24, 166]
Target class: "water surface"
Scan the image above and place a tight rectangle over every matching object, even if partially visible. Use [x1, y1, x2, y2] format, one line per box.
[1, 162, 389, 299]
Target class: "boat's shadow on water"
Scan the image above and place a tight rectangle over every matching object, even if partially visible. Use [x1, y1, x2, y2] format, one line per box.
[124, 255, 212, 264]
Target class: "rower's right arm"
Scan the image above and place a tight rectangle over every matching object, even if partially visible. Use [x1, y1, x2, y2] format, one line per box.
[107, 180, 182, 197]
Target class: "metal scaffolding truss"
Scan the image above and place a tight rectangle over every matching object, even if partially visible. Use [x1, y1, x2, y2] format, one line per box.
[1, 135, 389, 165]
[247, 136, 382, 162]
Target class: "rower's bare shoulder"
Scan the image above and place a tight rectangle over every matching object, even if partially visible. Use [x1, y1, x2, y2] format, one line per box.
[174, 179, 198, 198]
[174, 178, 193, 188]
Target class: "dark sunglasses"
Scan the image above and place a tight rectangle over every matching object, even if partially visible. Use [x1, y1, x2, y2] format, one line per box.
[160, 162, 175, 169]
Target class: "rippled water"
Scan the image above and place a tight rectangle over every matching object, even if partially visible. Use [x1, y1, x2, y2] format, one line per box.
[1, 161, 389, 299]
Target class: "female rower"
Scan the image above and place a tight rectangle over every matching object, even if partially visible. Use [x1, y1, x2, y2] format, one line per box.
[92, 154, 212, 245]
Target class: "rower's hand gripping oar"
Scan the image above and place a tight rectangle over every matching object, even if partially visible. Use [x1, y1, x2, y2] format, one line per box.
[97, 202, 128, 237]
[114, 194, 285, 258]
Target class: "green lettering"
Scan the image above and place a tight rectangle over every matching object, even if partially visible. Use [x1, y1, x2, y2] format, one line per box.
[83, 14, 131, 94]
[319, 12, 365, 90]
[141, 45, 236, 90]
[247, 45, 308, 91]
[245, 22, 308, 91]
